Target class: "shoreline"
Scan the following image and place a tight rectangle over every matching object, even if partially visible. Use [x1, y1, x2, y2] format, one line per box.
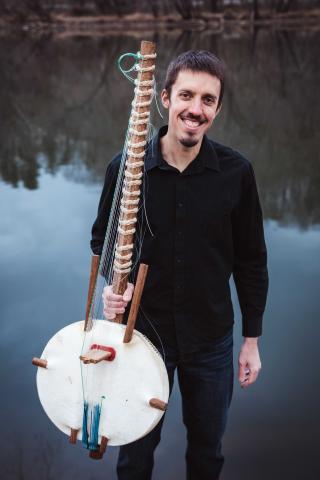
[0, 9, 319, 35]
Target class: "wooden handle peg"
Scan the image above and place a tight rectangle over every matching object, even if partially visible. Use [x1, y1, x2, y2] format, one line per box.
[149, 398, 167, 411]
[88, 436, 108, 459]
[99, 436, 108, 455]
[69, 428, 79, 444]
[89, 450, 103, 460]
[32, 358, 47, 368]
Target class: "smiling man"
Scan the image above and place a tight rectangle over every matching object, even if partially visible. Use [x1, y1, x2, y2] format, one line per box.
[91, 51, 268, 480]
[161, 69, 221, 152]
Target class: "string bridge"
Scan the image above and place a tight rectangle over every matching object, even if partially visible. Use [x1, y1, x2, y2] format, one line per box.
[80, 344, 116, 364]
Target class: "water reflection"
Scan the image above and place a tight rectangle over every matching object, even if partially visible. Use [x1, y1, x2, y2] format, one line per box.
[0, 31, 319, 226]
[0, 30, 319, 480]
[1, 172, 319, 479]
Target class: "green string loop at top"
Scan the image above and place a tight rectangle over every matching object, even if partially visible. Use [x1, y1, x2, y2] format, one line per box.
[117, 51, 140, 83]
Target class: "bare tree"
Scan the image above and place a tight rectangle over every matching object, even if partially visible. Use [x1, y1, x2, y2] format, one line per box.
[276, 0, 295, 12]
[2, 0, 56, 23]
[173, 0, 194, 20]
[93, 0, 114, 15]
[266, 0, 296, 12]
[253, 0, 260, 19]
[22, 0, 55, 22]
[210, 0, 219, 12]
[150, 0, 160, 18]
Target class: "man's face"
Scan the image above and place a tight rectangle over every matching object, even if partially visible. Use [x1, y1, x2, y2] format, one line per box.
[161, 69, 221, 148]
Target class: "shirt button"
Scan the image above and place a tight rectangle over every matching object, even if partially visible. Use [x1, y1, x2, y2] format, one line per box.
[177, 258, 181, 263]
[178, 202, 183, 208]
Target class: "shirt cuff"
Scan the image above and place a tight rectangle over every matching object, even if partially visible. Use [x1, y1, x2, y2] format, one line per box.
[242, 316, 263, 337]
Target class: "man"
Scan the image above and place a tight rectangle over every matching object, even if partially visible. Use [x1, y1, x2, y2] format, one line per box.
[91, 50, 268, 480]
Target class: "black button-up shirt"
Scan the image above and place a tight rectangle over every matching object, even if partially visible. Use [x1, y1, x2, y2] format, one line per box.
[91, 126, 268, 354]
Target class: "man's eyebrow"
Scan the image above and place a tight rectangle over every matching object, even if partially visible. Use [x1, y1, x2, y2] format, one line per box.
[178, 89, 193, 94]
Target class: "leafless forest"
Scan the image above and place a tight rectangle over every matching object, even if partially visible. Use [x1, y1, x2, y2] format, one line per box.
[0, 0, 318, 26]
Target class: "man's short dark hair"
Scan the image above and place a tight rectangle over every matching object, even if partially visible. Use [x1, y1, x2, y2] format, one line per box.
[164, 50, 226, 109]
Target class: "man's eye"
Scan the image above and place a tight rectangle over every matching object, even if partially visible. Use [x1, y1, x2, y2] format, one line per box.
[204, 97, 215, 105]
[180, 92, 190, 99]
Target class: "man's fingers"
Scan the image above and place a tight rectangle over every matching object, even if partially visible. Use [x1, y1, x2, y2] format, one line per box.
[103, 284, 134, 303]
[240, 367, 261, 388]
[123, 282, 134, 302]
[102, 283, 134, 320]
[102, 285, 124, 300]
[238, 341, 262, 388]
[103, 307, 125, 318]
[238, 363, 247, 383]
[107, 300, 128, 308]
[246, 368, 260, 386]
[239, 364, 251, 388]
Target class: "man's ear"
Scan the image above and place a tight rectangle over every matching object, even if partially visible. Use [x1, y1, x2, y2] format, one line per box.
[161, 89, 170, 109]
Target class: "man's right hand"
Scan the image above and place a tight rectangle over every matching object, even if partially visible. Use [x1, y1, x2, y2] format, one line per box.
[102, 283, 134, 320]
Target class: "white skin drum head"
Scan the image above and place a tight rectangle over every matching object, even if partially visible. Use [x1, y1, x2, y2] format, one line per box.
[36, 320, 169, 447]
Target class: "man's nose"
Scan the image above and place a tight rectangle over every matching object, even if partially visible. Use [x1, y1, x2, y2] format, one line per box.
[188, 98, 203, 117]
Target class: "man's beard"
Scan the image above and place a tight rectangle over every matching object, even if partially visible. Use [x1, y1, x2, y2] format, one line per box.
[179, 136, 199, 148]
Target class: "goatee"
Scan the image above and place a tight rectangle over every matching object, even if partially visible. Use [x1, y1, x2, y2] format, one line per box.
[179, 137, 199, 148]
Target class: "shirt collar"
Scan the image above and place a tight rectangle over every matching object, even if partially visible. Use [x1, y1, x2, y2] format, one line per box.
[145, 125, 220, 173]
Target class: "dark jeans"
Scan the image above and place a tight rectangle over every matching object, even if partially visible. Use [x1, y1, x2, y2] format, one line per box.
[117, 330, 234, 480]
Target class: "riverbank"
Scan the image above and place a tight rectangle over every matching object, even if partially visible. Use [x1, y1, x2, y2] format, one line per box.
[0, 9, 319, 36]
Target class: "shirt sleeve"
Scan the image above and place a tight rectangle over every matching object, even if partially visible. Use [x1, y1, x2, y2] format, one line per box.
[90, 154, 121, 256]
[231, 162, 268, 337]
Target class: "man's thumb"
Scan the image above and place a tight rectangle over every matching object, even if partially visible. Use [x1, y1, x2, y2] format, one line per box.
[123, 283, 134, 302]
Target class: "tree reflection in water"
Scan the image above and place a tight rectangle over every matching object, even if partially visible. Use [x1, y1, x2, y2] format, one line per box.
[0, 28, 319, 480]
[0, 30, 319, 227]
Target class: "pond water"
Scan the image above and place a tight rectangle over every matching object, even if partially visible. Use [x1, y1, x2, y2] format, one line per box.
[0, 30, 319, 480]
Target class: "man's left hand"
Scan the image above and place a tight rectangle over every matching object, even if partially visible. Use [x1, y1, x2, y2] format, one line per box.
[238, 338, 261, 388]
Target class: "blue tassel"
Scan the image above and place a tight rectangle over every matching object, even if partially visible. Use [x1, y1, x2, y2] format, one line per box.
[89, 403, 102, 451]
[82, 401, 89, 448]
[82, 397, 105, 451]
